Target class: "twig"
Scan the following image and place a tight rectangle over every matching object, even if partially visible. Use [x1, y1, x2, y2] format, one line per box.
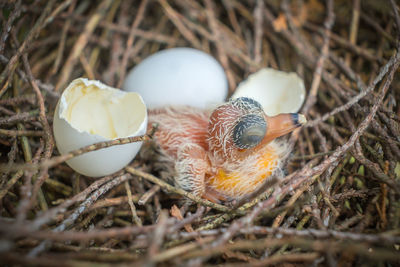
[55, 0, 112, 91]
[138, 185, 161, 205]
[125, 166, 230, 213]
[125, 181, 143, 226]
[158, 0, 201, 48]
[28, 173, 134, 257]
[253, 0, 264, 66]
[307, 51, 400, 127]
[0, 126, 158, 173]
[117, 0, 149, 88]
[0, 129, 43, 137]
[344, 0, 360, 66]
[0, 0, 22, 53]
[302, 0, 334, 114]
[31, 175, 115, 230]
[204, 0, 235, 92]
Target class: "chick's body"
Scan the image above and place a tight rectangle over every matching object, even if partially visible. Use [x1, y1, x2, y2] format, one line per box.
[146, 98, 301, 202]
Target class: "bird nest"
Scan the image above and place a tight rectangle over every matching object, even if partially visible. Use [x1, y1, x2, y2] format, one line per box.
[0, 0, 400, 266]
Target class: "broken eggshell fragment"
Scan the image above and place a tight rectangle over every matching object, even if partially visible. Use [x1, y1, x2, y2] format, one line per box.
[53, 78, 147, 177]
[232, 68, 305, 116]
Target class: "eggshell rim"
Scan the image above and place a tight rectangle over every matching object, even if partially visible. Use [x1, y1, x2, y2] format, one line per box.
[235, 68, 305, 95]
[57, 78, 147, 140]
[232, 68, 306, 113]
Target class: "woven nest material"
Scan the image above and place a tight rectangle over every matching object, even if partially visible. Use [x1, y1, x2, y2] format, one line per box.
[0, 0, 400, 266]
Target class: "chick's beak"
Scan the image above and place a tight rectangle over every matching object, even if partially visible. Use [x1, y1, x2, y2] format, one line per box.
[262, 113, 306, 144]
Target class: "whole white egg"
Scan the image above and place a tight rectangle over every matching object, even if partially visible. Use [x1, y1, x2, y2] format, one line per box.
[53, 78, 147, 177]
[123, 47, 228, 109]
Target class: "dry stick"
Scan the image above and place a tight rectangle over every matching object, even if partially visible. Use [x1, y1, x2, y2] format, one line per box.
[55, 0, 113, 91]
[302, 0, 334, 114]
[31, 175, 115, 230]
[117, 0, 149, 89]
[306, 51, 399, 127]
[345, 0, 360, 66]
[79, 53, 95, 79]
[0, 139, 17, 185]
[51, 0, 76, 75]
[0, 129, 44, 137]
[20, 46, 54, 160]
[125, 166, 230, 213]
[180, 225, 400, 246]
[87, 19, 177, 44]
[1, 220, 156, 242]
[138, 185, 161, 205]
[0, 112, 38, 125]
[177, 13, 255, 68]
[20, 51, 54, 216]
[241, 226, 400, 245]
[390, 0, 400, 41]
[203, 0, 235, 92]
[300, 0, 335, 228]
[272, 174, 320, 228]
[0, 0, 71, 95]
[0, 127, 157, 173]
[28, 173, 134, 257]
[1, 209, 203, 245]
[182, 236, 400, 262]
[0, 0, 22, 53]
[0, 171, 23, 200]
[10, 44, 52, 219]
[153, 237, 215, 263]
[145, 210, 169, 265]
[87, 195, 139, 212]
[88, 0, 121, 71]
[0, 55, 59, 99]
[213, 49, 400, 247]
[0, 94, 36, 106]
[124, 181, 143, 226]
[304, 22, 380, 62]
[103, 0, 129, 86]
[352, 140, 392, 185]
[171, 0, 251, 61]
[360, 12, 396, 45]
[158, 0, 201, 48]
[0, 140, 28, 201]
[282, 0, 311, 56]
[15, 140, 45, 223]
[229, 253, 320, 267]
[0, 0, 56, 87]
[222, 0, 243, 38]
[253, 0, 264, 66]
[2, 209, 202, 243]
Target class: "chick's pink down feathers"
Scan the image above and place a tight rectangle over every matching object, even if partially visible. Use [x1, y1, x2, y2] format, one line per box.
[145, 100, 295, 202]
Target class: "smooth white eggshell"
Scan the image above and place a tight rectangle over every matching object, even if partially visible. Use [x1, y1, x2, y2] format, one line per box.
[53, 78, 147, 177]
[232, 68, 305, 116]
[123, 47, 228, 109]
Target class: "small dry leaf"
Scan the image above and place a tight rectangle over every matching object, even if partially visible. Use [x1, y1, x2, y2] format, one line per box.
[273, 13, 288, 32]
[170, 204, 184, 220]
[170, 204, 194, 233]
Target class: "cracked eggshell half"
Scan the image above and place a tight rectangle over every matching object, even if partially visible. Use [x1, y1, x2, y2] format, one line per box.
[232, 68, 305, 116]
[53, 78, 147, 177]
[123, 47, 228, 109]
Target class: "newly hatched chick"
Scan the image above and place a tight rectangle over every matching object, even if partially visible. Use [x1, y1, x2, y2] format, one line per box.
[145, 97, 306, 203]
